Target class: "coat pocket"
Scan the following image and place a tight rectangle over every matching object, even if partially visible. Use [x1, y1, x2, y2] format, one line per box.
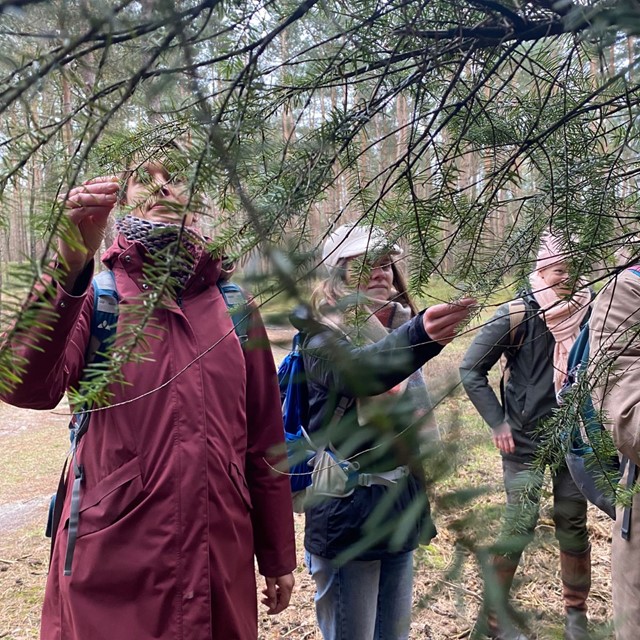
[228, 461, 253, 510]
[504, 381, 528, 429]
[67, 457, 146, 538]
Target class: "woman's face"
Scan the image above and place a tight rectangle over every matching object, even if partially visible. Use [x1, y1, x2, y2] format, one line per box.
[124, 160, 196, 227]
[347, 254, 394, 302]
[540, 261, 572, 297]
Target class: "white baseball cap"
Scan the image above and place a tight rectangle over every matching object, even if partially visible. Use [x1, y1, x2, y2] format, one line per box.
[322, 224, 402, 274]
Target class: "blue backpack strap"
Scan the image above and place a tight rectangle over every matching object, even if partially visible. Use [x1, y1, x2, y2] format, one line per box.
[60, 269, 120, 575]
[279, 332, 307, 436]
[565, 321, 597, 451]
[73, 270, 120, 439]
[568, 320, 590, 373]
[217, 281, 249, 345]
[86, 269, 120, 366]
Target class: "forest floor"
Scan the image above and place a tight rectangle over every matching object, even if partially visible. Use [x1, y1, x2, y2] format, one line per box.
[0, 323, 615, 640]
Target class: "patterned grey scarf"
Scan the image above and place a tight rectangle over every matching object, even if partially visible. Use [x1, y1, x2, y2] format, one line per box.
[116, 215, 205, 290]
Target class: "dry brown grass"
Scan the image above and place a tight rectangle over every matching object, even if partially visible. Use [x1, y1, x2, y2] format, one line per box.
[0, 403, 70, 640]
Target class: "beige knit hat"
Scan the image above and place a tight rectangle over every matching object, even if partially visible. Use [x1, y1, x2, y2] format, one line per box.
[322, 224, 401, 274]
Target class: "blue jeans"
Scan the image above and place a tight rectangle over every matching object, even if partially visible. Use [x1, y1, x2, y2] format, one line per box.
[305, 550, 414, 640]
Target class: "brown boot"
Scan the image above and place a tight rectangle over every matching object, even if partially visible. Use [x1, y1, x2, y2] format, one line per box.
[477, 555, 530, 640]
[560, 546, 591, 640]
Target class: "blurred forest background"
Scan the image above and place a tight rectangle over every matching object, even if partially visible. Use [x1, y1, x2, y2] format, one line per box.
[2, 0, 640, 300]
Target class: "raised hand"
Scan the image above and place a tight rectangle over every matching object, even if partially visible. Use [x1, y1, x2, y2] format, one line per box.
[58, 176, 119, 290]
[423, 297, 477, 345]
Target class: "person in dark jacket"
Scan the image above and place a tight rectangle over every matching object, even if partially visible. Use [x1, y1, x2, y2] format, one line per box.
[296, 223, 475, 640]
[0, 146, 296, 640]
[459, 235, 592, 640]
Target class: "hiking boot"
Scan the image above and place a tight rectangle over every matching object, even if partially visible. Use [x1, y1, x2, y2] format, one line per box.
[564, 608, 589, 640]
[472, 612, 530, 640]
[560, 546, 591, 640]
[474, 555, 530, 640]
[471, 610, 529, 640]
[485, 613, 530, 640]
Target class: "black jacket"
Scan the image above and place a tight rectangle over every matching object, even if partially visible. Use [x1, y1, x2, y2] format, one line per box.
[292, 308, 442, 560]
[459, 292, 557, 462]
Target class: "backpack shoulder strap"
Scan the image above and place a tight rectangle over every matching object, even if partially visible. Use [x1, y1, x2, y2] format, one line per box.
[217, 280, 250, 345]
[73, 269, 120, 433]
[86, 269, 120, 366]
[570, 321, 591, 369]
[499, 299, 527, 396]
[507, 298, 527, 350]
[93, 268, 118, 293]
[61, 269, 119, 575]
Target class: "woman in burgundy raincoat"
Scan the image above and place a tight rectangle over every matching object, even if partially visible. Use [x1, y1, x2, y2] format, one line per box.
[1, 150, 296, 640]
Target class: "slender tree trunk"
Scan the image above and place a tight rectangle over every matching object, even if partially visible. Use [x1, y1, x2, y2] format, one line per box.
[61, 71, 74, 161]
[396, 94, 408, 165]
[280, 34, 295, 147]
[27, 157, 43, 261]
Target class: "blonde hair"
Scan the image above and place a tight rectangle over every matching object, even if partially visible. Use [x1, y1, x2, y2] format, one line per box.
[311, 256, 418, 316]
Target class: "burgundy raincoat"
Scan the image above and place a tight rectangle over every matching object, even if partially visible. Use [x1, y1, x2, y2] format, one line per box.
[2, 236, 296, 640]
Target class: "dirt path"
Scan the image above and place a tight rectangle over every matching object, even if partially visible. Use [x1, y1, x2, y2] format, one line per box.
[0, 402, 70, 640]
[265, 325, 297, 362]
[0, 496, 52, 534]
[0, 402, 70, 534]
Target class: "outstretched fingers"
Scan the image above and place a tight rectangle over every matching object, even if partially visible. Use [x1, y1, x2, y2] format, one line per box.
[63, 177, 119, 223]
[63, 175, 120, 202]
[423, 297, 477, 345]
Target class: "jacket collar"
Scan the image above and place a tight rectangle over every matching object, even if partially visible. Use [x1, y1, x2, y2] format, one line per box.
[101, 234, 222, 296]
[520, 289, 541, 310]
